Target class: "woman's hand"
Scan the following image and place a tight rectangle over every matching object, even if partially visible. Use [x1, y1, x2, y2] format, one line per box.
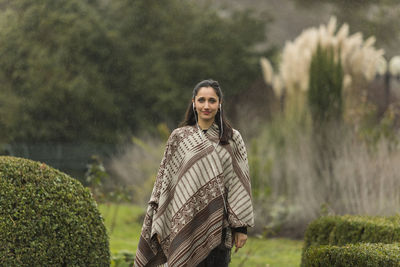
[234, 232, 247, 253]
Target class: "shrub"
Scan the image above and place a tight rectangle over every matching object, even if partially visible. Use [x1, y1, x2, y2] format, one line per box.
[0, 156, 110, 266]
[303, 215, 400, 250]
[302, 215, 400, 266]
[111, 250, 135, 267]
[108, 126, 168, 205]
[303, 243, 400, 266]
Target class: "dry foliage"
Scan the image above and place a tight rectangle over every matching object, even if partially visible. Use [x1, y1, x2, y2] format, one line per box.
[251, 121, 400, 237]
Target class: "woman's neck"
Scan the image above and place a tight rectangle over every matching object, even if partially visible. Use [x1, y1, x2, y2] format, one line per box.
[198, 119, 214, 130]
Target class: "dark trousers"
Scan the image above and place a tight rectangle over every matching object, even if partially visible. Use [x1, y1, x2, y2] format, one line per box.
[196, 228, 231, 267]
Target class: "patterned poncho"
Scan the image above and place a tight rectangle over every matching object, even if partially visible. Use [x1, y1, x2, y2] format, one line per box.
[134, 123, 254, 267]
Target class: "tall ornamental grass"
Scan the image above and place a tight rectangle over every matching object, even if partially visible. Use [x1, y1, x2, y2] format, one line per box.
[249, 119, 400, 237]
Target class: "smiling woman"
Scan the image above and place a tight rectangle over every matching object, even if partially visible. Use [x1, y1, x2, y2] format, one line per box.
[192, 87, 220, 128]
[181, 80, 234, 146]
[134, 79, 254, 267]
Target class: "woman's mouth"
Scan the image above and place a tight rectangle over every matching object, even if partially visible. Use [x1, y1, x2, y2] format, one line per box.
[202, 111, 211, 115]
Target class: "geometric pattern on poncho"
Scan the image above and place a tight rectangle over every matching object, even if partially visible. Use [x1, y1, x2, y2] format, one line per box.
[135, 123, 254, 267]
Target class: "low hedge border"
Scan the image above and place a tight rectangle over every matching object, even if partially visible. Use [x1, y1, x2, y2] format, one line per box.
[301, 215, 400, 266]
[304, 215, 400, 248]
[303, 242, 400, 267]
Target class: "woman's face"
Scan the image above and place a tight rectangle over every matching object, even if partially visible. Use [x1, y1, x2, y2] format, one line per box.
[193, 86, 220, 123]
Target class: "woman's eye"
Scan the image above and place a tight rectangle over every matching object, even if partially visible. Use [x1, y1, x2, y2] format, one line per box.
[198, 99, 205, 103]
[209, 99, 216, 103]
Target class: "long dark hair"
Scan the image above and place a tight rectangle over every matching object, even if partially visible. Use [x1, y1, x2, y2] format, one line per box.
[179, 79, 233, 145]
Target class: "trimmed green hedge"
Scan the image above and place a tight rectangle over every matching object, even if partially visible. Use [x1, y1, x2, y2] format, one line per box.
[304, 243, 400, 267]
[303, 215, 400, 249]
[302, 215, 400, 266]
[0, 156, 110, 266]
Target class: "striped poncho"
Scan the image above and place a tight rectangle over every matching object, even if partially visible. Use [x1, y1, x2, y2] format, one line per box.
[134, 123, 254, 267]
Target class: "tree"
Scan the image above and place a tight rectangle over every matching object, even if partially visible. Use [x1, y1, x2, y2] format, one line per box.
[308, 45, 344, 204]
[308, 45, 343, 127]
[0, 0, 130, 143]
[103, 0, 268, 132]
[0, 0, 270, 143]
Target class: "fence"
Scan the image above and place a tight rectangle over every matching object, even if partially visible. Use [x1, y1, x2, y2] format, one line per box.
[0, 142, 120, 182]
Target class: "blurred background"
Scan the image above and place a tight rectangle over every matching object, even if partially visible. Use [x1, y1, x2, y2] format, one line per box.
[1, 0, 400, 254]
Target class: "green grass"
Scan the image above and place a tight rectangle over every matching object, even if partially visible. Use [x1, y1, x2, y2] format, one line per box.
[99, 203, 303, 267]
[98, 203, 143, 253]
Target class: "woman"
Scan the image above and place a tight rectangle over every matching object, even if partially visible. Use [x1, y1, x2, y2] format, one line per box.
[134, 79, 254, 267]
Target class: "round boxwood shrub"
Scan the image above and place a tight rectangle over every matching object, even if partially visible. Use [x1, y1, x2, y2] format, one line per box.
[0, 156, 110, 266]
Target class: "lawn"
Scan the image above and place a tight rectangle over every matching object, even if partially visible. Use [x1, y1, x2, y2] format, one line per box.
[98, 204, 303, 267]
